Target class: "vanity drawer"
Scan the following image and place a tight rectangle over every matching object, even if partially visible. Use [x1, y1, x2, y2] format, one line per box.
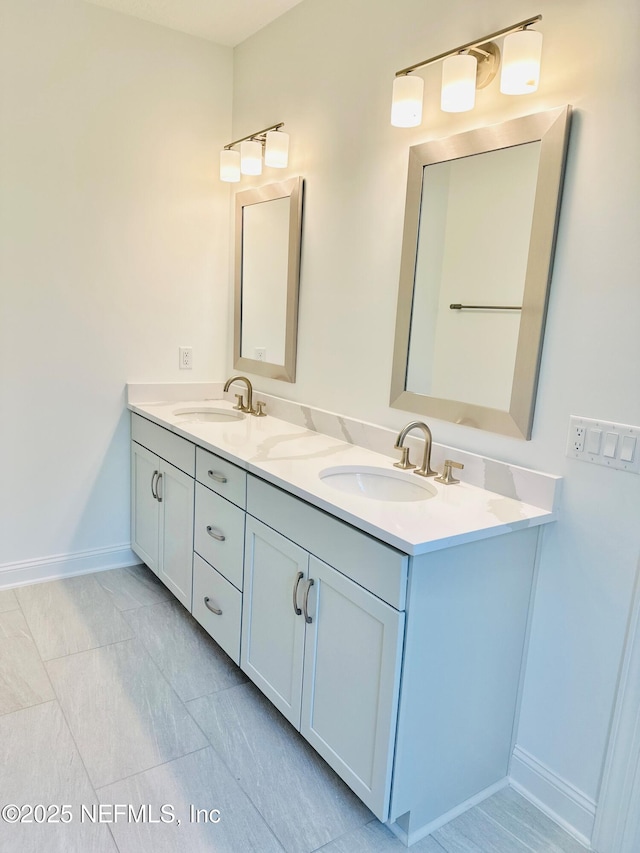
[246, 475, 408, 610]
[194, 483, 245, 590]
[192, 554, 242, 665]
[196, 447, 247, 509]
[131, 414, 195, 476]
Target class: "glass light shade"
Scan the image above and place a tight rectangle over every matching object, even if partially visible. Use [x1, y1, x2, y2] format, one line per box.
[441, 53, 477, 112]
[500, 30, 543, 95]
[219, 148, 240, 182]
[240, 139, 262, 175]
[264, 130, 289, 168]
[391, 74, 424, 127]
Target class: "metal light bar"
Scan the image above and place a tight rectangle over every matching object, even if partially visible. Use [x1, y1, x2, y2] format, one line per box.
[394, 15, 542, 78]
[224, 122, 284, 150]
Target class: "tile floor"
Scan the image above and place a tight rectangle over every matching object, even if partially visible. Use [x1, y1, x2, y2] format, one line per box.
[0, 566, 588, 853]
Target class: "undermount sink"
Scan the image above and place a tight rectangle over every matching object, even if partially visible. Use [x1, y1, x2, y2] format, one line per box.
[172, 406, 245, 424]
[319, 465, 437, 502]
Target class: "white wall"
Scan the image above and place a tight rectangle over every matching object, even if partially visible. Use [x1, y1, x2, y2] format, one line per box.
[232, 0, 640, 840]
[0, 0, 232, 576]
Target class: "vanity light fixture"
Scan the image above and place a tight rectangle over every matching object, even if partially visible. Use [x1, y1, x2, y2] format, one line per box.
[219, 123, 288, 183]
[391, 14, 542, 126]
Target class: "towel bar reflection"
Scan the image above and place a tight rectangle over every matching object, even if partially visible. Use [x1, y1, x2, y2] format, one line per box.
[450, 303, 522, 310]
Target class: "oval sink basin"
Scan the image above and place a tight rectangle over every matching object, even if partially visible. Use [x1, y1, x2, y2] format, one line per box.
[319, 465, 437, 502]
[172, 407, 245, 424]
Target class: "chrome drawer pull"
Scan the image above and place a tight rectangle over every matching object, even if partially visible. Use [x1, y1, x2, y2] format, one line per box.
[292, 571, 303, 616]
[206, 525, 226, 542]
[151, 470, 159, 499]
[303, 578, 315, 624]
[204, 596, 222, 616]
[208, 470, 228, 484]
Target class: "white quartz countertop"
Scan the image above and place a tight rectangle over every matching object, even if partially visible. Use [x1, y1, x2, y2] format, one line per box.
[128, 398, 558, 556]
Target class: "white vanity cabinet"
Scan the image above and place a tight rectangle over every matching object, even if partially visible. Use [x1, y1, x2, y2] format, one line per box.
[242, 476, 407, 820]
[130, 416, 195, 609]
[129, 409, 547, 843]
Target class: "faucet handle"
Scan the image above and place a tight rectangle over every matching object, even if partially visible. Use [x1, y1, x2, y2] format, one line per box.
[435, 459, 464, 485]
[233, 393, 246, 412]
[393, 445, 416, 470]
[254, 401, 267, 417]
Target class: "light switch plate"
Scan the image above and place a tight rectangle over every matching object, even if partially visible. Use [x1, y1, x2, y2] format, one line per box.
[567, 416, 640, 473]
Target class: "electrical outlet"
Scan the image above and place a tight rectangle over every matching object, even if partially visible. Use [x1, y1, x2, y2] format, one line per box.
[254, 347, 266, 362]
[571, 422, 586, 452]
[567, 415, 640, 473]
[179, 347, 193, 370]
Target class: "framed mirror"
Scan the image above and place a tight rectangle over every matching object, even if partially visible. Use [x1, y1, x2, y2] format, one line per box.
[390, 106, 571, 439]
[234, 176, 304, 382]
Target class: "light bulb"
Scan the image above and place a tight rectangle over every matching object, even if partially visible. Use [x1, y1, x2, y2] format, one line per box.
[500, 30, 543, 95]
[219, 148, 240, 182]
[391, 75, 424, 128]
[441, 53, 477, 112]
[240, 140, 262, 175]
[264, 131, 289, 168]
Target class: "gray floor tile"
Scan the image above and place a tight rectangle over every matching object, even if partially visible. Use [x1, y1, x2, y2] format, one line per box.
[96, 564, 174, 611]
[124, 600, 247, 701]
[0, 610, 55, 715]
[97, 747, 285, 853]
[46, 638, 207, 788]
[476, 788, 588, 852]
[433, 803, 534, 853]
[0, 577, 587, 853]
[16, 574, 134, 660]
[0, 588, 19, 612]
[315, 819, 447, 852]
[188, 681, 372, 853]
[0, 701, 117, 853]
[0, 608, 33, 640]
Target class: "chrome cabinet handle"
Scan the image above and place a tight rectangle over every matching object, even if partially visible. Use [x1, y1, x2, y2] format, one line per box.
[156, 472, 163, 502]
[303, 578, 315, 624]
[206, 525, 226, 542]
[208, 470, 228, 484]
[204, 596, 222, 616]
[151, 470, 159, 499]
[292, 571, 303, 616]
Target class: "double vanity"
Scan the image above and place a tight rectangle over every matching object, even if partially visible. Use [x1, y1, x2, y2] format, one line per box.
[128, 383, 560, 845]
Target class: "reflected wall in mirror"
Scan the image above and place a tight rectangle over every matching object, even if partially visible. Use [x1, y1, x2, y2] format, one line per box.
[234, 176, 303, 382]
[391, 106, 571, 439]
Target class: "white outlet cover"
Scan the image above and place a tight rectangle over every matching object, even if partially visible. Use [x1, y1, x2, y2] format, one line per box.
[179, 347, 193, 369]
[567, 416, 640, 473]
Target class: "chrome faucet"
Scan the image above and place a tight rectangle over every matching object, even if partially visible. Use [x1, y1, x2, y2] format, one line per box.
[393, 421, 438, 478]
[224, 375, 259, 416]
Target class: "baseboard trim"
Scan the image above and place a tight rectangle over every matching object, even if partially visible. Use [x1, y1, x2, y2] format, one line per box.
[388, 778, 509, 847]
[0, 545, 141, 590]
[510, 745, 595, 848]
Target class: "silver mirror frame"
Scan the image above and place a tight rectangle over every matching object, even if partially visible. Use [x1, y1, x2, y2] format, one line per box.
[234, 176, 304, 382]
[390, 106, 572, 439]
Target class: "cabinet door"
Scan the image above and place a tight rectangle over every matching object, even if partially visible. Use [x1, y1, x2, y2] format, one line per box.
[301, 556, 405, 822]
[241, 517, 308, 727]
[131, 442, 159, 574]
[157, 460, 195, 610]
